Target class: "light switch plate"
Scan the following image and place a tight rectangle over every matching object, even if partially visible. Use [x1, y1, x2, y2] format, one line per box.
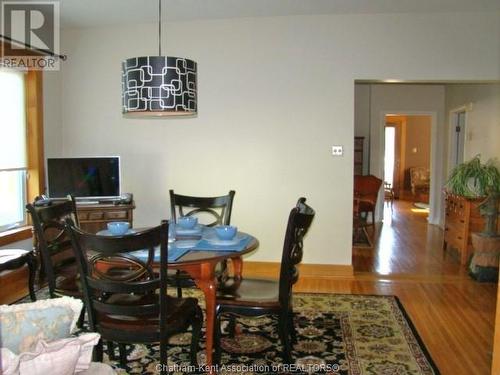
[331, 145, 343, 156]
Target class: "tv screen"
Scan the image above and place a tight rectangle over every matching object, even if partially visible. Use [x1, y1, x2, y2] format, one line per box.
[47, 157, 120, 198]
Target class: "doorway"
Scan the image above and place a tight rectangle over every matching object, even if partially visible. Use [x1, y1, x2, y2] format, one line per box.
[384, 115, 432, 207]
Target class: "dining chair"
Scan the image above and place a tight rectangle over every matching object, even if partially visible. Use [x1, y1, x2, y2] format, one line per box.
[169, 190, 235, 226]
[27, 197, 123, 358]
[214, 197, 315, 364]
[353, 174, 383, 231]
[384, 181, 395, 207]
[65, 220, 203, 371]
[169, 189, 236, 296]
[26, 197, 81, 300]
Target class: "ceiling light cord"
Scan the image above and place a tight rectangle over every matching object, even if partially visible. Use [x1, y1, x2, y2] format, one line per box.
[158, 0, 161, 56]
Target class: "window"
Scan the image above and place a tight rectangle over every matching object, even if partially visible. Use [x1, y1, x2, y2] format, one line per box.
[0, 70, 28, 232]
[384, 126, 395, 186]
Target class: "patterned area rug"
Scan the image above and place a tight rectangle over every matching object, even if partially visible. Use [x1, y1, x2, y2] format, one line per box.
[353, 226, 373, 248]
[21, 289, 439, 374]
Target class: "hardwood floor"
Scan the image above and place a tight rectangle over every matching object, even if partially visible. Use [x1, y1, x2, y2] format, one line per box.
[353, 199, 467, 276]
[294, 199, 497, 375]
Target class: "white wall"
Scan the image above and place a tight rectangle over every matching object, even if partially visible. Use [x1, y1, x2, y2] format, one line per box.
[445, 84, 500, 173]
[47, 12, 500, 265]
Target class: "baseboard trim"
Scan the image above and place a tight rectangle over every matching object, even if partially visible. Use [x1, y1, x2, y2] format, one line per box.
[241, 261, 354, 280]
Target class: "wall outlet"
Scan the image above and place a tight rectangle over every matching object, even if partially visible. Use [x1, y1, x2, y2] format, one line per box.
[331, 145, 343, 156]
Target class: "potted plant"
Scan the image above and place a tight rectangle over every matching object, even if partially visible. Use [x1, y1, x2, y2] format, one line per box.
[446, 155, 500, 235]
[446, 155, 500, 281]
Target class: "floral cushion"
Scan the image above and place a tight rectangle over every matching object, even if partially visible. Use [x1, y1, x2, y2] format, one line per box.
[0, 297, 83, 354]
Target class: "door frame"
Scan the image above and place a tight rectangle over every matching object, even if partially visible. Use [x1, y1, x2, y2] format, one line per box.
[374, 111, 441, 225]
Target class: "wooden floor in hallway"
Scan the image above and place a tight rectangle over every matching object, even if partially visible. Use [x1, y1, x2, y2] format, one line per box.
[296, 200, 497, 375]
[353, 199, 468, 277]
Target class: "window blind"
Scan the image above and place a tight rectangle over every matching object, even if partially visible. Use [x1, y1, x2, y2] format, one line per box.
[0, 70, 27, 171]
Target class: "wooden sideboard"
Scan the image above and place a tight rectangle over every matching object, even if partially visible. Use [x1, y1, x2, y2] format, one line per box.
[443, 194, 485, 266]
[76, 202, 135, 233]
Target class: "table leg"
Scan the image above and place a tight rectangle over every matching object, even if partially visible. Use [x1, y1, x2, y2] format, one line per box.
[178, 256, 244, 373]
[26, 252, 37, 301]
[230, 256, 244, 287]
[182, 262, 217, 373]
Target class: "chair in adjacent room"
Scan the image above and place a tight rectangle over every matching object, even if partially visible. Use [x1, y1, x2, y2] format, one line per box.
[169, 189, 236, 296]
[353, 174, 383, 232]
[409, 166, 430, 202]
[26, 198, 81, 300]
[66, 220, 203, 370]
[384, 181, 395, 207]
[214, 198, 315, 364]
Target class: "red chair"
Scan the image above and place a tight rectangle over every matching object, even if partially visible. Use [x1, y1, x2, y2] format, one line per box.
[354, 175, 383, 231]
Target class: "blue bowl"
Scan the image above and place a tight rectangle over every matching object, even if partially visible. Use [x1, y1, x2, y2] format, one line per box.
[178, 216, 198, 229]
[107, 221, 130, 235]
[214, 225, 237, 240]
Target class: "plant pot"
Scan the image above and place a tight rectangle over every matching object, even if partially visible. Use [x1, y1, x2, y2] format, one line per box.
[469, 233, 500, 282]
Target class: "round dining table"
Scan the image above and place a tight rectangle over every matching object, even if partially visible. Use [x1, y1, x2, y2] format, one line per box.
[162, 235, 259, 372]
[97, 226, 259, 372]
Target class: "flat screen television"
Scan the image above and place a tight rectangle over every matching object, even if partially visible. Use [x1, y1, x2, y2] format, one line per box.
[47, 157, 120, 199]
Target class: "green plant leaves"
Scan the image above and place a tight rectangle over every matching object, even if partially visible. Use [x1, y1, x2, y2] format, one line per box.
[446, 155, 500, 198]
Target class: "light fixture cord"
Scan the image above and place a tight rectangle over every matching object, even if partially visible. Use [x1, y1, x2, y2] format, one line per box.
[158, 0, 161, 56]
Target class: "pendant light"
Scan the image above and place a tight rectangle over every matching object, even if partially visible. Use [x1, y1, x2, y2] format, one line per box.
[121, 0, 197, 117]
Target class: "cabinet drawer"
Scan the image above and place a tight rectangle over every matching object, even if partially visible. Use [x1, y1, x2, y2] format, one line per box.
[88, 211, 105, 220]
[446, 221, 466, 234]
[77, 212, 89, 221]
[105, 210, 128, 220]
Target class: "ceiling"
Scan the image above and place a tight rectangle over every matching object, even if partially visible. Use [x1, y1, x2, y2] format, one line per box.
[55, 0, 500, 28]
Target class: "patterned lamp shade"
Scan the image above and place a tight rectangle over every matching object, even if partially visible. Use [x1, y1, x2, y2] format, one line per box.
[121, 56, 197, 117]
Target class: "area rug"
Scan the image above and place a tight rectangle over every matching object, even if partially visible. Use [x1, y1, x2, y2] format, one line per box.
[353, 226, 373, 248]
[20, 289, 439, 374]
[413, 202, 430, 211]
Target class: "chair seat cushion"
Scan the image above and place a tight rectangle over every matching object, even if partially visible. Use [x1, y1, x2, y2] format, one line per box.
[97, 295, 199, 337]
[217, 278, 280, 308]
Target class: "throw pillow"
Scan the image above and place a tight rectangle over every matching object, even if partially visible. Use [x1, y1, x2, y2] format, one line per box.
[1, 333, 100, 375]
[0, 296, 83, 354]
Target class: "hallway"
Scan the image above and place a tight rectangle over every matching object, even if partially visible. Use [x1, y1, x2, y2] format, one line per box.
[353, 199, 468, 278]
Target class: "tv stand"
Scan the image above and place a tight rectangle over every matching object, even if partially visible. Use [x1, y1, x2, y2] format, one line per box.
[76, 200, 100, 205]
[76, 201, 135, 233]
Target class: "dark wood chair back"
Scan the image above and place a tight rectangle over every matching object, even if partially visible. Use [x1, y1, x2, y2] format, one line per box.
[66, 221, 171, 368]
[169, 190, 235, 227]
[66, 222, 165, 328]
[278, 198, 315, 309]
[26, 198, 79, 297]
